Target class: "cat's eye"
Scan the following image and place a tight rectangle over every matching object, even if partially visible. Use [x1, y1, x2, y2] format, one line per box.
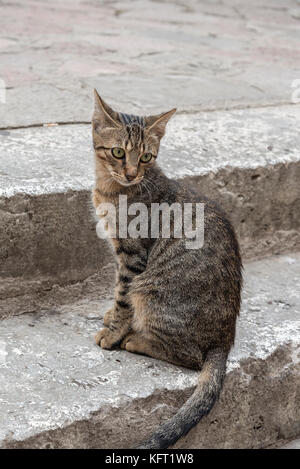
[111, 147, 125, 159]
[140, 152, 153, 163]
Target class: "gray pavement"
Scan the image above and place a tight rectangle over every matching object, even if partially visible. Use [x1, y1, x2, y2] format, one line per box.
[1, 0, 300, 127]
[0, 253, 299, 449]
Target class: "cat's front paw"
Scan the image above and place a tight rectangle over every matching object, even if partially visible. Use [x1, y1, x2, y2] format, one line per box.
[95, 327, 123, 350]
[103, 308, 114, 327]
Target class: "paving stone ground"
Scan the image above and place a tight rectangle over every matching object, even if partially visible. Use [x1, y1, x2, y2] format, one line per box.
[1, 0, 300, 127]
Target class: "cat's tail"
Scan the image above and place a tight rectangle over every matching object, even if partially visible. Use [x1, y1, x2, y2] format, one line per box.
[137, 347, 228, 449]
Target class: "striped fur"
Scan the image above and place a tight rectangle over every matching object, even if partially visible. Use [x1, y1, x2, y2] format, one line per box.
[92, 91, 242, 449]
[119, 112, 145, 127]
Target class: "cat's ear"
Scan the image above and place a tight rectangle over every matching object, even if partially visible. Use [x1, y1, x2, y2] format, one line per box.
[93, 90, 121, 130]
[145, 108, 176, 139]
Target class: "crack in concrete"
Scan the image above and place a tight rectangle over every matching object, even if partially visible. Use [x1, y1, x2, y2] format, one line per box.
[1, 101, 300, 132]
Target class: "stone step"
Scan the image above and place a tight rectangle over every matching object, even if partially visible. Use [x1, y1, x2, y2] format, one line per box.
[0, 253, 299, 449]
[1, 104, 300, 317]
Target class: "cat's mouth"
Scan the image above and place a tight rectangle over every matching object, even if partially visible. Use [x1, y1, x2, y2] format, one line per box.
[110, 172, 143, 187]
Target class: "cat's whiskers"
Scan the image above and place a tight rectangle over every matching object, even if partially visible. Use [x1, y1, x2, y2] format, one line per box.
[143, 177, 158, 191]
[142, 177, 159, 197]
[141, 179, 152, 199]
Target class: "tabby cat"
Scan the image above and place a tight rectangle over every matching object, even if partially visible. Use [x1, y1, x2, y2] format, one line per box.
[92, 90, 242, 449]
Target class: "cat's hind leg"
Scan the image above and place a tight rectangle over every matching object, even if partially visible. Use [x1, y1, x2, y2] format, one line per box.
[125, 291, 204, 369]
[120, 332, 182, 366]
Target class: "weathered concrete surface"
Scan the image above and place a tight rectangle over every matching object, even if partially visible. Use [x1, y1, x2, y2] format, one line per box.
[1, 105, 300, 315]
[1, 105, 300, 197]
[0, 189, 114, 316]
[0, 0, 300, 127]
[0, 264, 115, 320]
[0, 253, 299, 449]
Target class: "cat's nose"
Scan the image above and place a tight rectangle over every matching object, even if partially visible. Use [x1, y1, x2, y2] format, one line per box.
[126, 174, 136, 182]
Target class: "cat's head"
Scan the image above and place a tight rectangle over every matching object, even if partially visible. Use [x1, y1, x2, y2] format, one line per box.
[92, 90, 176, 187]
